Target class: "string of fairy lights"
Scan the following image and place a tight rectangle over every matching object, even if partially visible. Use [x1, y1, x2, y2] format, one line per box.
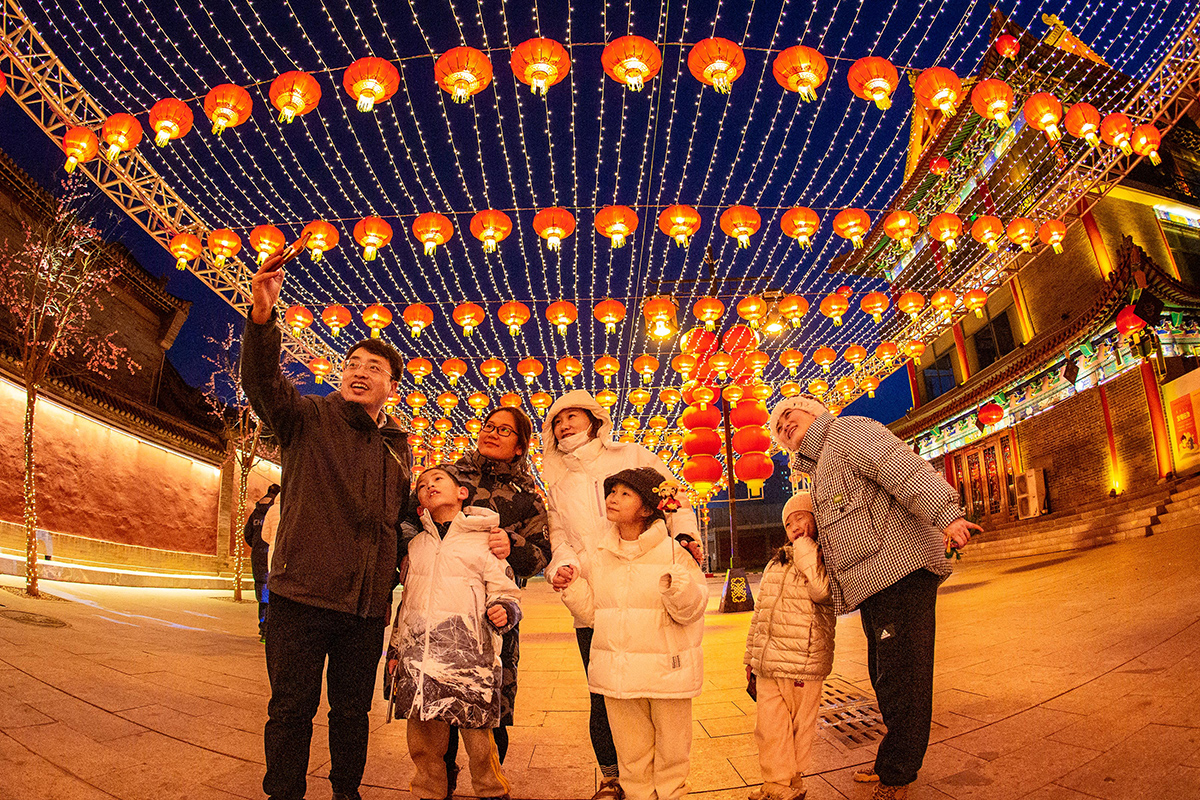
[12, 0, 1194, 492]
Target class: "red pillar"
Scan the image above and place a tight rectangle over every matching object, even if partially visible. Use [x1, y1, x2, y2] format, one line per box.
[1139, 361, 1173, 479]
[907, 360, 922, 410]
[1077, 199, 1115, 281]
[952, 323, 972, 382]
[1098, 384, 1121, 492]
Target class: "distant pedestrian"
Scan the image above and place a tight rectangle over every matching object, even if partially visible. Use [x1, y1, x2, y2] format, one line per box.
[244, 484, 281, 640]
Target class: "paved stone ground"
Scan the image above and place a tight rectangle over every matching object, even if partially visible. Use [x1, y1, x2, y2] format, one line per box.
[2, 527, 1199, 800]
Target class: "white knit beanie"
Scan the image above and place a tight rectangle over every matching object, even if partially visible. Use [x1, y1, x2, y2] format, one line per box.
[782, 491, 813, 523]
[769, 395, 829, 451]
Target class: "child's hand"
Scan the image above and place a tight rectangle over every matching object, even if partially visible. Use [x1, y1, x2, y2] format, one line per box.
[798, 514, 816, 540]
[488, 528, 511, 559]
[745, 664, 753, 683]
[487, 604, 508, 627]
[682, 540, 704, 565]
[551, 565, 577, 591]
[387, 658, 398, 676]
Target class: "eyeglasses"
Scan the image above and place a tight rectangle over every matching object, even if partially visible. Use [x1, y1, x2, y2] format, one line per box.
[481, 422, 517, 438]
[342, 359, 392, 378]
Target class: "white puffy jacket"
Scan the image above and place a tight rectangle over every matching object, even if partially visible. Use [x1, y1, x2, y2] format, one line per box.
[542, 390, 700, 626]
[388, 507, 521, 728]
[562, 520, 707, 699]
[743, 537, 836, 682]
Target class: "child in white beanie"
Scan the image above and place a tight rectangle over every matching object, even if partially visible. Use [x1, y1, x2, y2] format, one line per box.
[743, 491, 836, 800]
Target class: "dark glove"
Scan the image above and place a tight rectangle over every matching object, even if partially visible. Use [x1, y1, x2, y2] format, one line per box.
[746, 674, 757, 702]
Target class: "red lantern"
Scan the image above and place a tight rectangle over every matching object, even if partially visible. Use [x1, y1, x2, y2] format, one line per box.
[250, 225, 286, 264]
[692, 297, 725, 331]
[721, 324, 758, 355]
[595, 355, 621, 385]
[720, 206, 761, 248]
[203, 84, 252, 134]
[860, 374, 880, 398]
[660, 388, 683, 408]
[602, 36, 662, 91]
[808, 378, 829, 396]
[407, 358, 433, 384]
[929, 155, 950, 175]
[971, 79, 1014, 128]
[736, 296, 767, 328]
[772, 45, 827, 101]
[148, 98, 193, 147]
[441, 359, 468, 385]
[546, 300, 578, 335]
[480, 358, 506, 386]
[634, 355, 660, 384]
[875, 341, 899, 361]
[1023, 93, 1063, 143]
[169, 232, 202, 270]
[207, 228, 242, 267]
[403, 303, 434, 337]
[309, 358, 333, 384]
[833, 208, 870, 248]
[533, 207, 576, 251]
[556, 357, 583, 385]
[779, 294, 809, 327]
[682, 402, 721, 429]
[322, 304, 352, 336]
[780, 349, 804, 375]
[1116, 305, 1147, 338]
[61, 127, 98, 172]
[731, 400, 769, 428]
[780, 382, 802, 397]
[682, 455, 723, 494]
[995, 34, 1020, 60]
[658, 204, 702, 247]
[1101, 113, 1134, 155]
[1006, 218, 1037, 252]
[594, 298, 627, 334]
[706, 352, 735, 381]
[530, 392, 553, 416]
[643, 295, 677, 339]
[813, 347, 836, 373]
[898, 291, 925, 321]
[344, 57, 400, 112]
[1039, 220, 1067, 254]
[467, 392, 490, 416]
[683, 428, 723, 457]
[517, 357, 544, 385]
[847, 56, 898, 110]
[834, 376, 857, 396]
[860, 291, 889, 323]
[449, 302, 484, 337]
[735, 452, 774, 496]
[302, 220, 339, 261]
[903, 339, 926, 360]
[688, 37, 745, 93]
[963, 288, 988, 318]
[1132, 124, 1162, 165]
[412, 212, 454, 256]
[101, 113, 142, 160]
[595, 205, 639, 249]
[883, 210, 919, 250]
[732, 426, 771, 455]
[471, 210, 513, 252]
[498, 301, 531, 336]
[978, 402, 1004, 427]
[354, 216, 393, 261]
[681, 327, 719, 357]
[971, 215, 1004, 252]
[269, 71, 322, 123]
[929, 212, 962, 251]
[511, 38, 571, 95]
[745, 350, 770, 376]
[1065, 103, 1102, 147]
[284, 306, 314, 335]
[362, 304, 392, 338]
[435, 47, 493, 103]
[931, 289, 958, 317]
[844, 344, 868, 370]
[914, 67, 962, 117]
[781, 206, 819, 248]
[672, 354, 698, 381]
[819, 294, 849, 326]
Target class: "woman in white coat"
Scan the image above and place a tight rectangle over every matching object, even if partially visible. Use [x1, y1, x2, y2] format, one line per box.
[541, 389, 701, 800]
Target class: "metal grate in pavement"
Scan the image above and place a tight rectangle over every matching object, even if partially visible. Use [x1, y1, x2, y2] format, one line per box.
[818, 675, 885, 750]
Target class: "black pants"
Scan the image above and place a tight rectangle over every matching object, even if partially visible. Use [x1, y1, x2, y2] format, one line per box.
[263, 595, 387, 800]
[254, 579, 269, 635]
[576, 627, 619, 773]
[858, 568, 939, 787]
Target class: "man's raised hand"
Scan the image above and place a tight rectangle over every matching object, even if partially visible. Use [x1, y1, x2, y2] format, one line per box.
[250, 232, 310, 324]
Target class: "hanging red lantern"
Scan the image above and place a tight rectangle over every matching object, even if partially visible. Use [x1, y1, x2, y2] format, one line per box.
[876, 341, 899, 361]
[511, 38, 571, 95]
[860, 374, 880, 398]
[62, 127, 99, 173]
[533, 207, 576, 251]
[682, 455, 723, 494]
[602, 35, 662, 91]
[594, 298, 627, 334]
[819, 294, 849, 326]
[780, 382, 802, 397]
[441, 358, 468, 386]
[517, 357, 544, 385]
[931, 289, 958, 317]
[284, 305, 314, 335]
[847, 56, 899, 110]
[471, 209, 513, 252]
[808, 378, 829, 396]
[344, 57, 400, 112]
[844, 344, 868, 370]
[362, 304, 392, 338]
[402, 303, 434, 337]
[720, 205, 761, 248]
[963, 288, 988, 318]
[681, 327, 719, 357]
[860, 291, 889, 323]
[978, 402, 1004, 427]
[883, 210, 919, 250]
[633, 355, 660, 384]
[530, 391, 554, 416]
[407, 358, 433, 384]
[545, 300, 578, 335]
[309, 357, 333, 384]
[735, 452, 774, 496]
[721, 324, 758, 355]
[1132, 124, 1162, 165]
[671, 354, 699, 381]
[480, 358, 506, 386]
[148, 98, 193, 147]
[929, 155, 950, 175]
[498, 301, 531, 336]
[594, 355, 621, 385]
[203, 84, 252, 135]
[595, 205, 639, 249]
[903, 339, 927, 360]
[706, 351, 735, 381]
[1006, 218, 1037, 252]
[1101, 113, 1134, 155]
[269, 71, 321, 123]
[971, 79, 1014, 128]
[745, 350, 770, 376]
[322, 304, 352, 336]
[643, 295, 677, 339]
[914, 67, 962, 117]
[467, 392, 490, 416]
[169, 232, 202, 270]
[658, 204, 702, 247]
[354, 216, 393, 261]
[813, 347, 836, 373]
[736, 296, 767, 328]
[688, 37, 745, 93]
[834, 376, 857, 396]
[101, 113, 143, 160]
[928, 212, 962, 251]
[971, 215, 1004, 252]
[732, 425, 771, 455]
[556, 356, 583, 385]
[301, 220, 339, 260]
[833, 208, 870, 249]
[452, 302, 485, 336]
[692, 297, 725, 331]
[780, 349, 805, 375]
[207, 228, 242, 267]
[249, 225, 286, 264]
[1116, 306, 1147, 338]
[659, 387, 682, 408]
[435, 47, 493, 103]
[995, 34, 1020, 60]
[1024, 93, 1064, 142]
[1039, 219, 1067, 254]
[412, 212, 454, 256]
[780, 206, 819, 248]
[773, 45, 827, 101]
[898, 291, 925, 321]
[779, 294, 809, 327]
[1065, 103, 1102, 147]
[596, 390, 619, 410]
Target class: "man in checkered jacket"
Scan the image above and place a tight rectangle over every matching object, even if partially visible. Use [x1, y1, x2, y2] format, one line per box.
[770, 395, 980, 800]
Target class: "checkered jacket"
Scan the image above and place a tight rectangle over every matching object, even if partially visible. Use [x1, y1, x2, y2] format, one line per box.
[792, 413, 965, 614]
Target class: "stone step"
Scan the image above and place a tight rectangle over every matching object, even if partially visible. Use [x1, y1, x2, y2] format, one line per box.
[0, 553, 255, 590]
[974, 515, 1156, 551]
[983, 501, 1164, 539]
[1150, 514, 1200, 536]
[969, 526, 1151, 562]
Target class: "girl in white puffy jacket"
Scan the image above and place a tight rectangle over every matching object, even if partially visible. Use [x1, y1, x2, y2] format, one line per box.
[743, 491, 836, 800]
[562, 467, 708, 800]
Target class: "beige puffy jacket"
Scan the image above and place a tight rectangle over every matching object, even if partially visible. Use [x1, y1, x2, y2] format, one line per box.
[744, 537, 836, 682]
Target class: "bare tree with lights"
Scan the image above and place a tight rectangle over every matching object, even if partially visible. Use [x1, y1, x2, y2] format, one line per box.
[0, 177, 137, 597]
[201, 322, 299, 601]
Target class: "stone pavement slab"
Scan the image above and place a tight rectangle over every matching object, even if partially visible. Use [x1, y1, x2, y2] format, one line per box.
[2, 525, 1200, 799]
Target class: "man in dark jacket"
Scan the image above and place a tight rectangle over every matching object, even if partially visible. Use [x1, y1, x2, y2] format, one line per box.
[243, 241, 411, 800]
[244, 484, 280, 640]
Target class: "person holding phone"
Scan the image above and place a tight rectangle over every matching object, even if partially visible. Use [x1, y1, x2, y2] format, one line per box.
[241, 235, 412, 800]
